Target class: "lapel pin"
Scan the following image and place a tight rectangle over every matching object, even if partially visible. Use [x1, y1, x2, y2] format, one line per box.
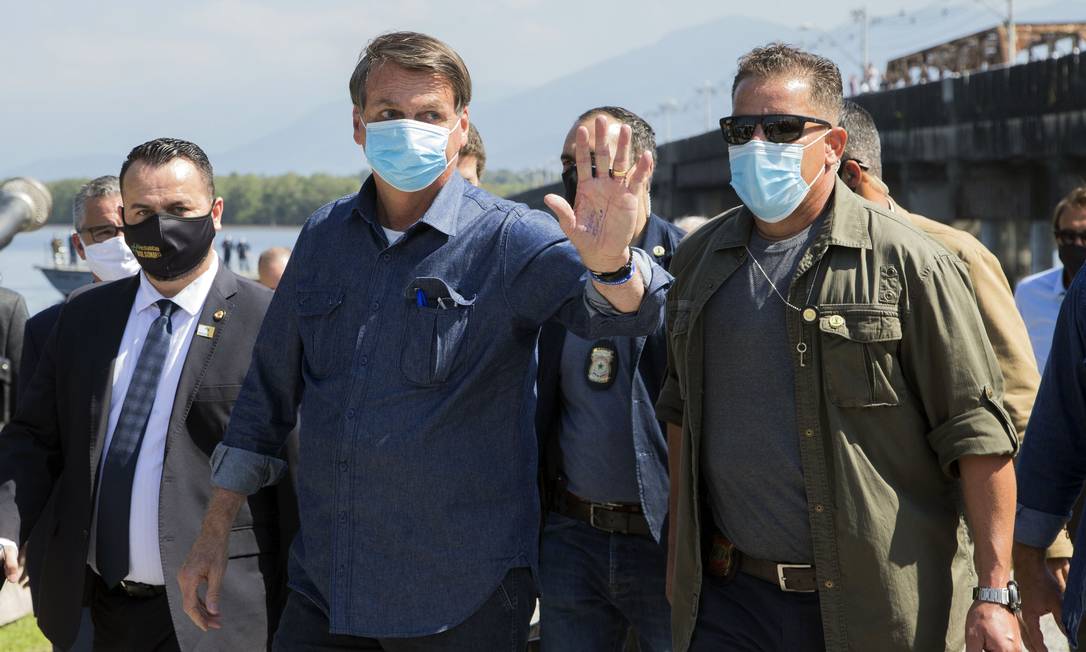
[197, 324, 216, 339]
[213, 309, 226, 322]
[652, 245, 666, 257]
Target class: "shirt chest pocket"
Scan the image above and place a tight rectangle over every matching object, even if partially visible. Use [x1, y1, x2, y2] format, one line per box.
[666, 299, 694, 399]
[400, 278, 475, 387]
[818, 306, 905, 408]
[297, 287, 345, 379]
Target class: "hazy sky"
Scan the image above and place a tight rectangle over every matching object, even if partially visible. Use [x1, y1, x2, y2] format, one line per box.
[0, 0, 1066, 173]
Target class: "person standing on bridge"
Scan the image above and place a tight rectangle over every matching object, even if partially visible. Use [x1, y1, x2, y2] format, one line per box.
[536, 105, 682, 652]
[657, 43, 1021, 651]
[177, 31, 669, 651]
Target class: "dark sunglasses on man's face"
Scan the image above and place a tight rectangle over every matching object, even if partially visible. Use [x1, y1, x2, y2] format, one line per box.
[1055, 229, 1086, 246]
[719, 114, 832, 146]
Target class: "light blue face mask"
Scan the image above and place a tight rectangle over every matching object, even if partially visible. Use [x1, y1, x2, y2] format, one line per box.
[728, 131, 831, 223]
[362, 117, 460, 192]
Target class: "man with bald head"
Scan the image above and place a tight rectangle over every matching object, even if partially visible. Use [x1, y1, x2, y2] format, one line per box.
[536, 105, 682, 651]
[658, 44, 1020, 651]
[257, 246, 291, 290]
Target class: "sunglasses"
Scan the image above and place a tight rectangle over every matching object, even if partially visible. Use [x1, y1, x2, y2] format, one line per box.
[1055, 229, 1086, 246]
[719, 114, 831, 146]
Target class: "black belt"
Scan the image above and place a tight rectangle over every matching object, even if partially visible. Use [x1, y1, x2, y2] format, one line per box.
[559, 491, 651, 536]
[94, 571, 166, 599]
[705, 535, 817, 593]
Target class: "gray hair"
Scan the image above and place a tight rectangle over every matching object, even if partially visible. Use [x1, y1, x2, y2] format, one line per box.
[72, 175, 121, 230]
[839, 100, 883, 178]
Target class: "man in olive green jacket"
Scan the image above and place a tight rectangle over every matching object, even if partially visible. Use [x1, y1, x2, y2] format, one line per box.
[658, 44, 1021, 652]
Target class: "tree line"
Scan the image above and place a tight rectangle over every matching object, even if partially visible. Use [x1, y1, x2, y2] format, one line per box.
[42, 169, 555, 227]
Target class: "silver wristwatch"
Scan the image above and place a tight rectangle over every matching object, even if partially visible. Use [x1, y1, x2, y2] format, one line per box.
[972, 580, 1021, 612]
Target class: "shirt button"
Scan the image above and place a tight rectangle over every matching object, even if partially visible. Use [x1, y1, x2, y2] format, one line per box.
[360, 356, 368, 366]
[346, 408, 357, 420]
[371, 301, 380, 311]
[339, 461, 348, 472]
[804, 429, 814, 438]
[339, 513, 347, 523]
[824, 580, 835, 589]
[382, 253, 391, 262]
[815, 504, 825, 513]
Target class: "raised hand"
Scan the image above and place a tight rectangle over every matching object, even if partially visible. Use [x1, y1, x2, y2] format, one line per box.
[544, 115, 653, 274]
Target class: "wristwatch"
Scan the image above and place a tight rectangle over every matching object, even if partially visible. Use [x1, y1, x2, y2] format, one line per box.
[972, 580, 1021, 613]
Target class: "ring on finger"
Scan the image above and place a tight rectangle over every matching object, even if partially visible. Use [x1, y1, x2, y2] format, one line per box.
[610, 168, 629, 179]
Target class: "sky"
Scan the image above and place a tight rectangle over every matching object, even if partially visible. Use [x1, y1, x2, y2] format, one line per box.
[0, 0, 1072, 177]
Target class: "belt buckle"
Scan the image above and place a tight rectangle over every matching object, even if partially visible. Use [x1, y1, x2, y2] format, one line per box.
[776, 564, 815, 593]
[588, 503, 622, 533]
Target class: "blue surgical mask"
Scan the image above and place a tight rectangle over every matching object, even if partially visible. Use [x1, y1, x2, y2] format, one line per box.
[728, 132, 831, 223]
[361, 117, 460, 192]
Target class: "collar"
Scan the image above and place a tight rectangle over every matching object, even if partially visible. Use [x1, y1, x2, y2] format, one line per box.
[134, 251, 220, 318]
[713, 176, 871, 252]
[1052, 266, 1069, 295]
[353, 172, 465, 238]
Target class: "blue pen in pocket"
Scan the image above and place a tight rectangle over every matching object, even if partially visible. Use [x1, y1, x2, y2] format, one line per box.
[415, 288, 427, 308]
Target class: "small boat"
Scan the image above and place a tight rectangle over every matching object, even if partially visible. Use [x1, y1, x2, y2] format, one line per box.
[37, 265, 94, 297]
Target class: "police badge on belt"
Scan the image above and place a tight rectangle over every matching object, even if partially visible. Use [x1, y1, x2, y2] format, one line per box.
[585, 340, 618, 389]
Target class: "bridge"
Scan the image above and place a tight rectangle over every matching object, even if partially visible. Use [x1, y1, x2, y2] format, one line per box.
[511, 51, 1086, 282]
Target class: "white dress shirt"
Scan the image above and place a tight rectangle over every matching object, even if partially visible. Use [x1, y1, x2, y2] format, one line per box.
[1014, 265, 1067, 374]
[85, 254, 219, 585]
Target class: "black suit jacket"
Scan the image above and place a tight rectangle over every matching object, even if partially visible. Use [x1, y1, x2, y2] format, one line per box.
[0, 267, 293, 651]
[0, 287, 27, 426]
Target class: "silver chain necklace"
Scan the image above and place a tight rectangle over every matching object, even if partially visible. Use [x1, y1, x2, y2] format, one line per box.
[743, 245, 827, 367]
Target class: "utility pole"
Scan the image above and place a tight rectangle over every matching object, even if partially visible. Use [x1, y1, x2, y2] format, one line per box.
[1006, 0, 1017, 63]
[851, 7, 870, 72]
[658, 99, 679, 142]
[695, 81, 718, 132]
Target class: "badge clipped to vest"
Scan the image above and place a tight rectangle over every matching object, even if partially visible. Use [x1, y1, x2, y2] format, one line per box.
[584, 339, 618, 390]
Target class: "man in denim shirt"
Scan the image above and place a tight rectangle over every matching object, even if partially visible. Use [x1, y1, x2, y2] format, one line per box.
[176, 32, 668, 651]
[1014, 262, 1086, 650]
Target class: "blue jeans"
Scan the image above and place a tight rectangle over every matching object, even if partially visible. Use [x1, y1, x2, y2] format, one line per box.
[272, 568, 535, 651]
[690, 571, 823, 652]
[539, 512, 671, 651]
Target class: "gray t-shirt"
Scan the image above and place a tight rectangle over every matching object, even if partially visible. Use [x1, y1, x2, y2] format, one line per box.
[558, 332, 642, 504]
[701, 218, 823, 563]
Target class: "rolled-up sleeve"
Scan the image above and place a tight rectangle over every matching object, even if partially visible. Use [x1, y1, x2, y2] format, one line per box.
[211, 224, 308, 495]
[901, 254, 1019, 476]
[1015, 268, 1086, 547]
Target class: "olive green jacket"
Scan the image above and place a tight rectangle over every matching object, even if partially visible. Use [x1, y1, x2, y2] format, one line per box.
[656, 179, 1018, 652]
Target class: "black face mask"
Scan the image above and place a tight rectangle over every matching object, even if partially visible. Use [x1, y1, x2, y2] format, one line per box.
[122, 209, 216, 280]
[1059, 243, 1086, 282]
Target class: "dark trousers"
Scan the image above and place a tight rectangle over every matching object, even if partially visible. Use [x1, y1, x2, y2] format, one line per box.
[690, 571, 824, 652]
[272, 567, 535, 651]
[89, 575, 180, 652]
[539, 512, 671, 651]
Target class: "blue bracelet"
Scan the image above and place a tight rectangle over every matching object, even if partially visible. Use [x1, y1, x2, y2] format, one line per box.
[590, 259, 635, 285]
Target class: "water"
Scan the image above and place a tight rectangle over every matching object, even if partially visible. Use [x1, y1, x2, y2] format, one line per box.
[0, 226, 301, 316]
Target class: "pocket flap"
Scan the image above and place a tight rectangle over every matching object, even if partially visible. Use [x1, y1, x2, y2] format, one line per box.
[297, 287, 344, 316]
[194, 384, 242, 402]
[819, 311, 901, 343]
[404, 277, 476, 309]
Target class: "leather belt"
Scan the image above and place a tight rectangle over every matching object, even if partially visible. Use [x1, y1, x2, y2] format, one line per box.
[94, 571, 166, 599]
[739, 556, 818, 593]
[559, 491, 651, 537]
[705, 536, 817, 593]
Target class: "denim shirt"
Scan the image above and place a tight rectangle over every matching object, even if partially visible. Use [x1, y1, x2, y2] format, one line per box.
[210, 173, 669, 638]
[1014, 264, 1086, 647]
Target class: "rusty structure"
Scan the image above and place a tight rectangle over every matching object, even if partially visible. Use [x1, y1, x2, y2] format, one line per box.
[883, 22, 1086, 87]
